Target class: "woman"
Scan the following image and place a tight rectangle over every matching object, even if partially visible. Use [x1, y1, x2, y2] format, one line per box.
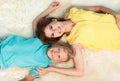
[33, 1, 120, 50]
[32, 1, 120, 76]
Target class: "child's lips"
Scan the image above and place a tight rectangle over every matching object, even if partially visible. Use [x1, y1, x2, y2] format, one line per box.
[50, 52, 54, 58]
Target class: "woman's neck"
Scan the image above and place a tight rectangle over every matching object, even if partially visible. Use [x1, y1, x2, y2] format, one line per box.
[63, 20, 75, 33]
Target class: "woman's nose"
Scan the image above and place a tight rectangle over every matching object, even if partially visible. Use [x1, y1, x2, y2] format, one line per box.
[53, 28, 57, 32]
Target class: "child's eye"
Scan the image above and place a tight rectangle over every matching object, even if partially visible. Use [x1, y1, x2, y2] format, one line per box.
[51, 50, 53, 53]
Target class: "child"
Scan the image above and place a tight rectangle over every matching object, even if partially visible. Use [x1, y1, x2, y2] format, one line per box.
[0, 35, 75, 81]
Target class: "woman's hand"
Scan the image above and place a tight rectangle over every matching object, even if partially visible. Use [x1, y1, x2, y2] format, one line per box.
[115, 14, 120, 30]
[47, 1, 60, 13]
[35, 67, 53, 76]
[32, 1, 60, 32]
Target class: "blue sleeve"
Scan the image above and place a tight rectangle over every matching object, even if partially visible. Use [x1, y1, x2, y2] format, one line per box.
[33, 34, 37, 38]
[30, 69, 40, 78]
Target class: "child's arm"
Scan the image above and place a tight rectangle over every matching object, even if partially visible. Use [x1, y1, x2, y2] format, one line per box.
[32, 1, 60, 32]
[36, 44, 84, 76]
[20, 74, 35, 81]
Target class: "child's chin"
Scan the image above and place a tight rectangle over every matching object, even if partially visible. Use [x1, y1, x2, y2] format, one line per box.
[47, 53, 52, 59]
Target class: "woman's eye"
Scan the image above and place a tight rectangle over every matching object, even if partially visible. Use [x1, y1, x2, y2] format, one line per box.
[58, 55, 60, 58]
[50, 25, 53, 30]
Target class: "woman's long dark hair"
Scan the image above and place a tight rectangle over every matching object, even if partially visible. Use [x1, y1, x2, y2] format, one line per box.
[36, 17, 66, 44]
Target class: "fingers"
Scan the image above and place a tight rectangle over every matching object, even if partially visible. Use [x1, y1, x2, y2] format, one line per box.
[34, 67, 46, 76]
[52, 1, 60, 7]
[38, 66, 43, 69]
[36, 67, 43, 71]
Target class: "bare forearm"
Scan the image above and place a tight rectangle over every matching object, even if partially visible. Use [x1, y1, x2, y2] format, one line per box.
[77, 6, 120, 29]
[32, 1, 60, 32]
[33, 8, 53, 22]
[51, 67, 83, 76]
[32, 8, 52, 32]
[79, 6, 118, 16]
[98, 6, 118, 16]
[20, 74, 35, 81]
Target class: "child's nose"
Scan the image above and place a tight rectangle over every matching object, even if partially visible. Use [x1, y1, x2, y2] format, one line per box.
[53, 51, 58, 54]
[53, 52, 58, 58]
[54, 49, 59, 53]
[53, 51, 59, 56]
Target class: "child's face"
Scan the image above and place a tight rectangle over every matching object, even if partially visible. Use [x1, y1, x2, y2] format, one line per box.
[47, 46, 68, 63]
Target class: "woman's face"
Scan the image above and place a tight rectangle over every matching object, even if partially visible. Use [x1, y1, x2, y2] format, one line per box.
[44, 20, 65, 38]
[47, 46, 68, 63]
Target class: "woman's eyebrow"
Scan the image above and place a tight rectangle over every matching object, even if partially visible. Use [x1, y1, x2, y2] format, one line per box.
[49, 24, 52, 30]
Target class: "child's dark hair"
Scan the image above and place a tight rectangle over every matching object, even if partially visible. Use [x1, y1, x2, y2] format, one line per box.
[51, 41, 76, 62]
[36, 17, 66, 44]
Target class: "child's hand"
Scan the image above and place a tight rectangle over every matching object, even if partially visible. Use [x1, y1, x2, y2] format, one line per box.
[115, 14, 120, 30]
[47, 1, 60, 13]
[35, 67, 52, 76]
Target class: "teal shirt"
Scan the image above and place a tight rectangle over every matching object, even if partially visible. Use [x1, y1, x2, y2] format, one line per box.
[0, 35, 51, 77]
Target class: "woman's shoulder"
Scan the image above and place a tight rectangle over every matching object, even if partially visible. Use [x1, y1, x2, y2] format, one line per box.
[69, 7, 79, 12]
[64, 7, 79, 19]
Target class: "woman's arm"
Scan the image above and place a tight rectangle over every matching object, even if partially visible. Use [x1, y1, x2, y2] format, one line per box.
[73, 6, 118, 16]
[32, 1, 60, 32]
[116, 14, 120, 30]
[72, 6, 120, 30]
[36, 44, 84, 76]
[20, 74, 35, 81]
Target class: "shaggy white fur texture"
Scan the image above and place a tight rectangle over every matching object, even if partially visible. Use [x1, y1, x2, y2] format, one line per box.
[0, 0, 120, 81]
[0, 67, 29, 81]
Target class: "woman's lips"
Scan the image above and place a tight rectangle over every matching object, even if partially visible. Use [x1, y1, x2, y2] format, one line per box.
[58, 26, 61, 33]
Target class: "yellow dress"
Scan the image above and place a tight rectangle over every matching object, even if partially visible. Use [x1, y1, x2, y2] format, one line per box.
[66, 8, 120, 50]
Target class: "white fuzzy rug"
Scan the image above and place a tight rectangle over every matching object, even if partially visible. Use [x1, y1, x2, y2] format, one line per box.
[0, 0, 120, 81]
[0, 67, 29, 81]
